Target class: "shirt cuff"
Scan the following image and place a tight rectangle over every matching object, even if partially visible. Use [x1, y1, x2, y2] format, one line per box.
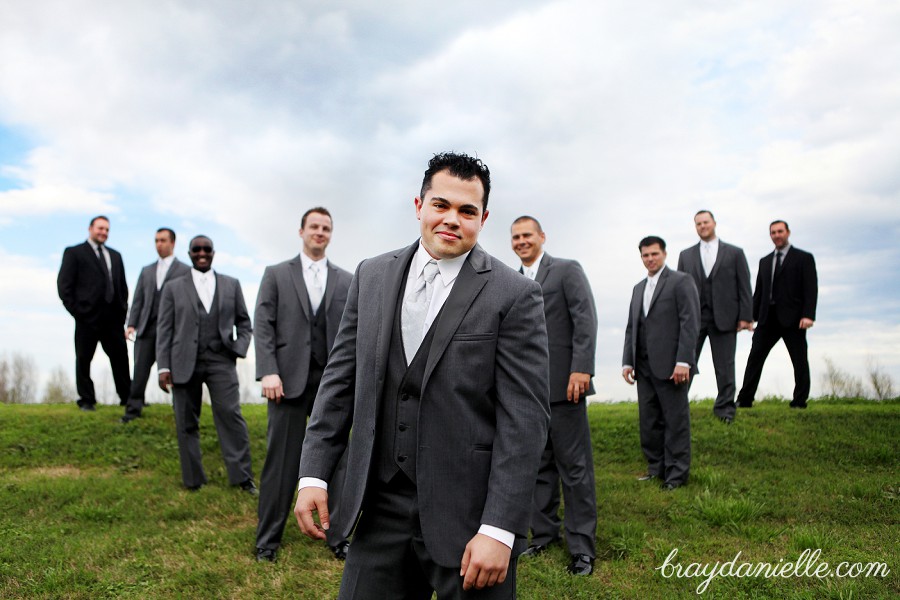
[298, 477, 328, 493]
[676, 362, 690, 368]
[158, 368, 171, 374]
[622, 365, 633, 371]
[478, 525, 514, 548]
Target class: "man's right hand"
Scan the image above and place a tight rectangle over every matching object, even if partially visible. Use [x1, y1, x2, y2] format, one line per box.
[125, 326, 136, 341]
[622, 367, 635, 385]
[294, 487, 330, 540]
[158, 372, 173, 393]
[261, 374, 285, 403]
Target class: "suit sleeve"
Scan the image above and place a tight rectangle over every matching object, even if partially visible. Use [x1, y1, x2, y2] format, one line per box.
[802, 253, 818, 321]
[563, 261, 597, 375]
[232, 280, 253, 358]
[156, 284, 175, 371]
[300, 263, 362, 481]
[752, 259, 765, 322]
[736, 248, 753, 322]
[676, 250, 686, 273]
[253, 267, 279, 379]
[127, 269, 146, 329]
[675, 276, 701, 367]
[622, 289, 636, 368]
[480, 280, 551, 535]
[57, 247, 79, 318]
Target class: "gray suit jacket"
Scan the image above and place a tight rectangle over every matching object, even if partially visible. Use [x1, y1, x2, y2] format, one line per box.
[299, 242, 551, 567]
[126, 258, 191, 337]
[533, 254, 598, 403]
[156, 272, 252, 384]
[677, 240, 752, 331]
[253, 254, 353, 398]
[623, 267, 701, 380]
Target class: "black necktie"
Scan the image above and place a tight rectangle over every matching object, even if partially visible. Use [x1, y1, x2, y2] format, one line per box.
[770, 251, 783, 304]
[97, 244, 114, 303]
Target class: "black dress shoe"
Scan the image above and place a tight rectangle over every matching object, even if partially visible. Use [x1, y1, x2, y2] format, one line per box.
[256, 548, 277, 562]
[567, 554, 594, 576]
[661, 482, 682, 491]
[186, 484, 204, 492]
[737, 401, 753, 408]
[719, 416, 733, 425]
[78, 404, 96, 412]
[240, 479, 259, 496]
[789, 402, 808, 409]
[637, 473, 658, 481]
[521, 541, 556, 557]
[331, 541, 350, 560]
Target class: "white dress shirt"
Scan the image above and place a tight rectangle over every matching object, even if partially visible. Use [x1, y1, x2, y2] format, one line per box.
[192, 268, 216, 313]
[700, 238, 719, 277]
[300, 252, 329, 314]
[156, 255, 175, 290]
[520, 252, 544, 281]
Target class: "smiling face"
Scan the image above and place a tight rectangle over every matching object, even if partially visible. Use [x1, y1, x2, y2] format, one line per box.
[188, 236, 215, 272]
[510, 219, 545, 267]
[88, 218, 109, 245]
[415, 169, 488, 260]
[300, 211, 333, 259]
[641, 243, 667, 276]
[694, 211, 716, 242]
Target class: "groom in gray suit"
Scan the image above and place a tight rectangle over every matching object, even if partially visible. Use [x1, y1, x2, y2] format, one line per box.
[254, 207, 353, 563]
[677, 211, 752, 423]
[294, 152, 550, 598]
[623, 236, 700, 490]
[510, 216, 598, 577]
[156, 235, 256, 493]
[121, 228, 190, 423]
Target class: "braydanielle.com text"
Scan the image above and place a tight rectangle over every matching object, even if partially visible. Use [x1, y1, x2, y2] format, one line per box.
[655, 548, 891, 594]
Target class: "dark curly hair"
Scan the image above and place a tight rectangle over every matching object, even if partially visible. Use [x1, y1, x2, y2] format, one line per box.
[420, 152, 492, 211]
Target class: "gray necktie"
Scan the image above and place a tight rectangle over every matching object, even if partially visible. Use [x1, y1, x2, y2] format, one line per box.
[401, 259, 439, 362]
[309, 263, 324, 314]
[643, 279, 656, 316]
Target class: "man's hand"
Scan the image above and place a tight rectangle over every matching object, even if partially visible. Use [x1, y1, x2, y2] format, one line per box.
[459, 533, 511, 591]
[158, 372, 173, 393]
[670, 365, 690, 385]
[567, 372, 592, 403]
[125, 326, 136, 341]
[799, 318, 814, 330]
[737, 320, 754, 332]
[622, 367, 635, 385]
[261, 374, 284, 403]
[294, 487, 329, 540]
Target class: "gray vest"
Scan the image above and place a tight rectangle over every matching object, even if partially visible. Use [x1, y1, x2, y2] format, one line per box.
[700, 273, 713, 312]
[197, 290, 224, 359]
[375, 272, 441, 484]
[310, 293, 328, 368]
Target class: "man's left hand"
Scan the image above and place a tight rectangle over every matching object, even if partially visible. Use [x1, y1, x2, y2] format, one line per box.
[459, 533, 511, 591]
[799, 318, 814, 330]
[567, 372, 592, 403]
[670, 365, 690, 385]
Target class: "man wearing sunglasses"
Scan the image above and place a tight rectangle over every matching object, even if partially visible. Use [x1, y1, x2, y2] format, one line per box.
[156, 235, 256, 494]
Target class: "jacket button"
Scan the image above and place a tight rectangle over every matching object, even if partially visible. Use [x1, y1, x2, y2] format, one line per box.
[398, 423, 408, 432]
[400, 394, 409, 402]
[397, 455, 407, 462]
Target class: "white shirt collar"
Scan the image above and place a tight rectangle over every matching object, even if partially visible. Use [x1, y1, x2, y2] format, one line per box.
[87, 239, 102, 252]
[414, 242, 469, 287]
[192, 267, 215, 280]
[647, 265, 666, 285]
[775, 243, 791, 255]
[158, 254, 175, 267]
[520, 252, 544, 278]
[700, 237, 719, 250]
[300, 251, 327, 271]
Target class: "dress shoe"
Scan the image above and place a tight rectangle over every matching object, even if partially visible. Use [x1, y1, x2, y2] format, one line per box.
[637, 473, 658, 481]
[256, 548, 277, 562]
[331, 541, 350, 560]
[240, 479, 259, 496]
[719, 416, 733, 425]
[567, 554, 594, 576]
[78, 404, 96, 412]
[789, 402, 808, 409]
[521, 540, 558, 557]
[186, 484, 204, 492]
[737, 402, 753, 408]
[120, 416, 135, 424]
[661, 482, 682, 492]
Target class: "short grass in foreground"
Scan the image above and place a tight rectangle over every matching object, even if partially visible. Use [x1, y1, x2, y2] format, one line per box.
[0, 398, 897, 599]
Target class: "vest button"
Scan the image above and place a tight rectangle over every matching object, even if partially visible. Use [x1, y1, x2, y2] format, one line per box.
[400, 394, 409, 402]
[398, 423, 408, 431]
[397, 455, 407, 462]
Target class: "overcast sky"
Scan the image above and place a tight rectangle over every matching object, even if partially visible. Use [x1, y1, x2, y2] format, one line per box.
[1, 0, 898, 403]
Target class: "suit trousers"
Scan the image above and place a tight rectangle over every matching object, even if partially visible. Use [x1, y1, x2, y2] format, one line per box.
[339, 473, 517, 600]
[171, 354, 253, 488]
[694, 310, 738, 419]
[123, 332, 156, 419]
[529, 400, 597, 557]
[737, 319, 810, 406]
[636, 356, 691, 486]
[74, 316, 131, 407]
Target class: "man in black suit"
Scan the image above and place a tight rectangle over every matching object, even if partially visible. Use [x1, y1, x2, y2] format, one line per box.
[677, 210, 753, 423]
[57, 215, 131, 411]
[253, 208, 353, 563]
[623, 236, 700, 490]
[737, 220, 818, 409]
[156, 236, 256, 492]
[121, 228, 190, 423]
[511, 216, 598, 576]
[294, 153, 550, 598]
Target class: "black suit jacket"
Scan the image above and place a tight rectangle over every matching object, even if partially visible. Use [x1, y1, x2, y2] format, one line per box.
[753, 246, 818, 327]
[57, 241, 128, 325]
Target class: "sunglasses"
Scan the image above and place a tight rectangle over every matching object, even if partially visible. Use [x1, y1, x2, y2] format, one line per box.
[191, 245, 214, 253]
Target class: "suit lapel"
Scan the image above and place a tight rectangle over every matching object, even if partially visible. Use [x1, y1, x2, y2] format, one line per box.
[689, 244, 704, 280]
[83, 242, 105, 277]
[423, 245, 490, 387]
[708, 242, 725, 279]
[535, 253, 552, 287]
[375, 242, 418, 386]
[184, 272, 201, 316]
[324, 261, 338, 313]
[288, 255, 312, 320]
[648, 267, 670, 314]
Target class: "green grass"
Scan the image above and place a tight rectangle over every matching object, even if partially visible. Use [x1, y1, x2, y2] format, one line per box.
[0, 398, 897, 599]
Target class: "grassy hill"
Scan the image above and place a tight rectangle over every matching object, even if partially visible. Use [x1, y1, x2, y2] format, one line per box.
[0, 399, 897, 599]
